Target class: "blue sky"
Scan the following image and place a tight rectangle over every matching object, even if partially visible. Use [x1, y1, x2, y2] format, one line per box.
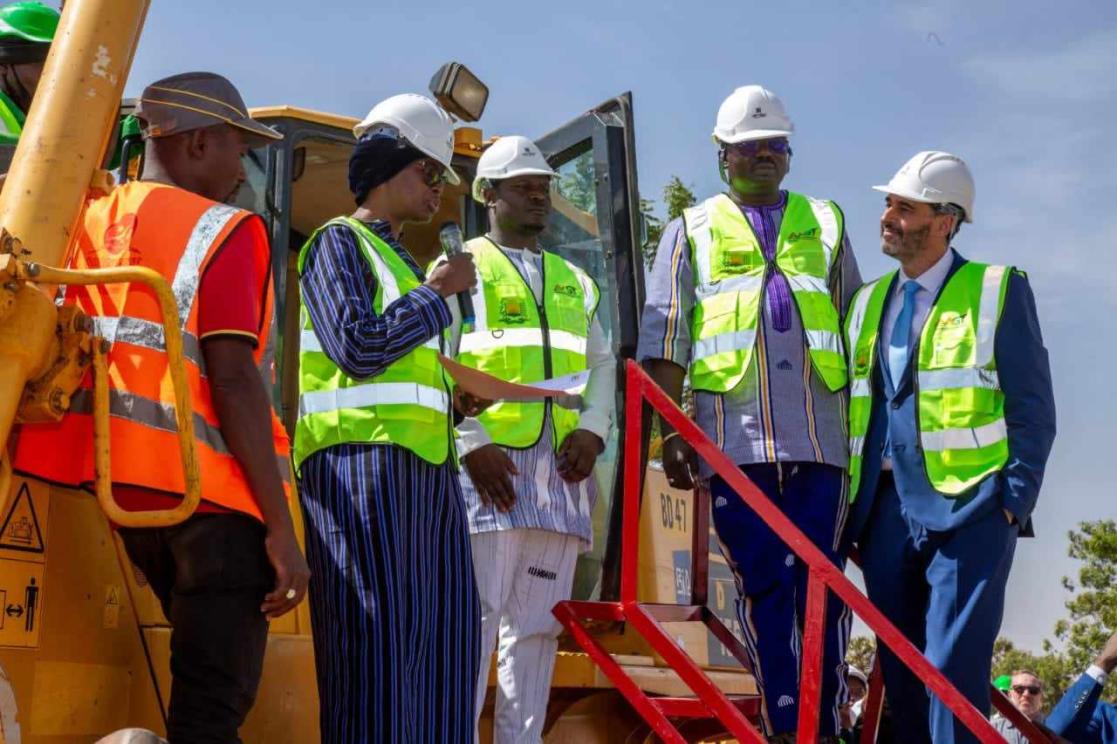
[117, 0, 1116, 651]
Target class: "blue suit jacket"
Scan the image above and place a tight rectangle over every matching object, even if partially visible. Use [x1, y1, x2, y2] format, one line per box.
[846, 251, 1056, 540]
[1047, 672, 1117, 744]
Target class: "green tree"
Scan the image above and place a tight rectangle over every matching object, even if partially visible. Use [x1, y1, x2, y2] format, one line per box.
[847, 635, 876, 674]
[641, 175, 696, 264]
[990, 520, 1117, 704]
[557, 151, 597, 216]
[663, 176, 698, 222]
[1055, 519, 1117, 698]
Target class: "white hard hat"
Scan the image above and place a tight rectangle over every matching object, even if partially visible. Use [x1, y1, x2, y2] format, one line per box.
[873, 150, 975, 223]
[472, 135, 556, 202]
[354, 93, 460, 185]
[713, 85, 795, 144]
[847, 666, 869, 686]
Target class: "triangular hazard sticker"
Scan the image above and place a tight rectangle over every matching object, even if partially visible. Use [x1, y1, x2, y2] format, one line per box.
[0, 484, 44, 554]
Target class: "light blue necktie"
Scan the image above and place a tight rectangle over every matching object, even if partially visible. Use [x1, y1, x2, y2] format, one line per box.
[888, 280, 921, 391]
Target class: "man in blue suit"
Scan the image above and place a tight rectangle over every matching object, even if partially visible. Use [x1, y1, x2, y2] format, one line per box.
[843, 151, 1057, 744]
[1046, 630, 1117, 743]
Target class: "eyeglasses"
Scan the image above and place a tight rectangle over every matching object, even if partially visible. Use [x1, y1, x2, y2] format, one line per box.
[725, 138, 791, 157]
[415, 159, 453, 188]
[1012, 685, 1042, 696]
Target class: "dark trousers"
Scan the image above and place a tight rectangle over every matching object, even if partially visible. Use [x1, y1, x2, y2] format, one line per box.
[300, 444, 481, 744]
[710, 462, 851, 737]
[859, 474, 1017, 744]
[119, 513, 274, 744]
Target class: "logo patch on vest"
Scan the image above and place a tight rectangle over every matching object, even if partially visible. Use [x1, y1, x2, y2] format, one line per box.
[103, 214, 139, 259]
[855, 346, 871, 373]
[499, 297, 528, 323]
[553, 283, 579, 298]
[787, 227, 819, 242]
[937, 311, 968, 328]
[721, 250, 750, 270]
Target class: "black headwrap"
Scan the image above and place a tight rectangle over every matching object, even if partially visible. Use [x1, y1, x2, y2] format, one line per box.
[348, 125, 427, 206]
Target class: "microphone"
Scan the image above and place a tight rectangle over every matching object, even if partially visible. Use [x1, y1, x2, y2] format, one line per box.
[438, 221, 476, 327]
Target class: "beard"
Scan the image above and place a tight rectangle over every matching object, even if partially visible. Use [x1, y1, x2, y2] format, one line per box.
[520, 220, 547, 236]
[881, 222, 930, 260]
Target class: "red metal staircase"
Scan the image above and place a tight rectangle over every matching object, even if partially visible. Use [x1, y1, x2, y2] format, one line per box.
[553, 361, 1050, 743]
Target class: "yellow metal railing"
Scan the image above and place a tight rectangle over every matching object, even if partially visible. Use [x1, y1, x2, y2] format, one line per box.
[28, 262, 201, 528]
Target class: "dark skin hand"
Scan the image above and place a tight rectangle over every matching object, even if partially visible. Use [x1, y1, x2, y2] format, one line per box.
[453, 387, 492, 418]
[645, 358, 698, 490]
[204, 337, 310, 618]
[557, 428, 604, 483]
[463, 444, 519, 512]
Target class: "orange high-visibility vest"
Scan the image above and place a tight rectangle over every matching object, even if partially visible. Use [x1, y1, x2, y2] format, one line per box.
[13, 181, 290, 521]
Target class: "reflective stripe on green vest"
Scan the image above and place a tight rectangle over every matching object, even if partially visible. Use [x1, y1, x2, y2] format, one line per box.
[0, 90, 24, 146]
[684, 191, 848, 393]
[458, 237, 599, 450]
[845, 261, 1011, 498]
[293, 217, 450, 470]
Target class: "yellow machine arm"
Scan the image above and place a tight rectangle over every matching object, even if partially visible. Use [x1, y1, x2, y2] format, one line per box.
[0, 0, 201, 528]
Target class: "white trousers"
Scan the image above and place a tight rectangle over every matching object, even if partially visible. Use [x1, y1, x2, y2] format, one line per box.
[471, 528, 581, 744]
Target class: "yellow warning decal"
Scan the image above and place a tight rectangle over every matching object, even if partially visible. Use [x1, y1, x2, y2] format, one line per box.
[0, 480, 48, 563]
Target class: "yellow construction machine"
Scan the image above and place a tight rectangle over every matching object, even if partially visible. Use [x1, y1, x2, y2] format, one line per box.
[0, 2, 755, 741]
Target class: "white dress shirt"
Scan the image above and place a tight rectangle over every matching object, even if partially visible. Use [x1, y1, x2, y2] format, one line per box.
[879, 247, 954, 470]
[880, 247, 956, 357]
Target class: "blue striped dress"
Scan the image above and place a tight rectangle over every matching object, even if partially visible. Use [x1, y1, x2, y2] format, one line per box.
[298, 219, 480, 743]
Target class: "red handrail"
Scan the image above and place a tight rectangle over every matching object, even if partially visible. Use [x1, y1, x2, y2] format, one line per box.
[616, 359, 1042, 743]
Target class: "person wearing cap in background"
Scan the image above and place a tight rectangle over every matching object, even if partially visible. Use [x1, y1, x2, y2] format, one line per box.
[843, 151, 1056, 744]
[995, 675, 1014, 696]
[12, 71, 309, 743]
[443, 135, 615, 743]
[0, 1, 144, 181]
[0, 0, 57, 146]
[294, 93, 480, 743]
[637, 85, 862, 743]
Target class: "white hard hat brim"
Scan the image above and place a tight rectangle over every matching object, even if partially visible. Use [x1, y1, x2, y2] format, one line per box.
[714, 127, 794, 144]
[416, 146, 461, 186]
[471, 168, 555, 203]
[353, 111, 461, 186]
[871, 184, 973, 222]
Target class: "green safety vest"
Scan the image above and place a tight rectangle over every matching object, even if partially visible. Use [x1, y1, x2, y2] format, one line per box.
[844, 261, 1012, 498]
[457, 237, 599, 450]
[293, 217, 451, 470]
[683, 191, 848, 393]
[0, 90, 24, 146]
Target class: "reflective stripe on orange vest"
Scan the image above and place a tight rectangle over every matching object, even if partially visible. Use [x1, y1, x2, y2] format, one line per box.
[12, 181, 290, 520]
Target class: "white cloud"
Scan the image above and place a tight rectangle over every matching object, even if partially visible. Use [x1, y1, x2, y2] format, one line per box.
[965, 28, 1117, 101]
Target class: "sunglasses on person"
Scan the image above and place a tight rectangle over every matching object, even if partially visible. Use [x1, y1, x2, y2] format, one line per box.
[414, 159, 453, 188]
[725, 137, 791, 157]
[1012, 685, 1042, 696]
